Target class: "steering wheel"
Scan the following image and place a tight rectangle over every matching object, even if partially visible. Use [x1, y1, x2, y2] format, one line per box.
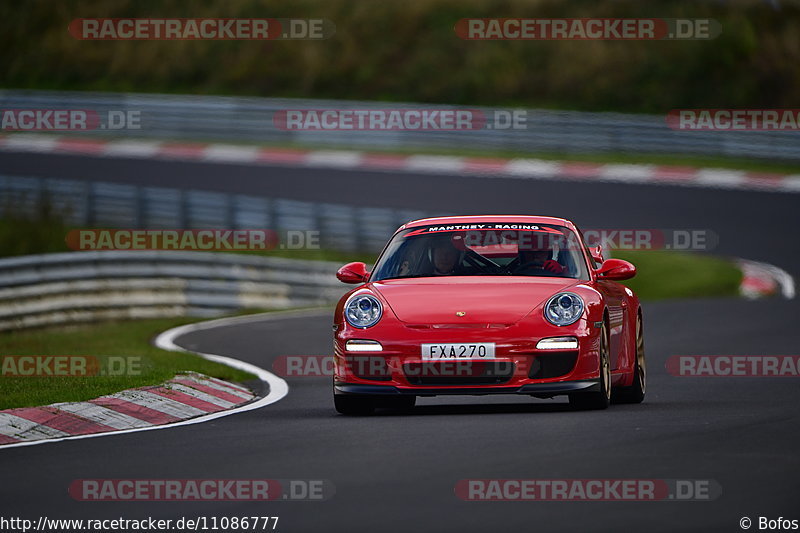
[464, 250, 503, 273]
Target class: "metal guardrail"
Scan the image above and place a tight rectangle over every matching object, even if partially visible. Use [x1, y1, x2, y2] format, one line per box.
[1, 90, 798, 160]
[0, 250, 349, 330]
[0, 174, 432, 254]
[1, 168, 413, 329]
[0, 171, 428, 330]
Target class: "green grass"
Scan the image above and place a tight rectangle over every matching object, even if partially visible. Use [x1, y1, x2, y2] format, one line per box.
[614, 250, 742, 301]
[0, 204, 72, 258]
[0, 317, 256, 410]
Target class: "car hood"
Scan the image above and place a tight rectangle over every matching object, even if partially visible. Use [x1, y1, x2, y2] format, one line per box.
[371, 276, 580, 324]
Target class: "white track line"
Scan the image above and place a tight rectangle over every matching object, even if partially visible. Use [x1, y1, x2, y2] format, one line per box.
[405, 155, 465, 173]
[102, 140, 161, 158]
[304, 150, 363, 168]
[202, 145, 260, 163]
[737, 258, 796, 299]
[0, 308, 329, 450]
[770, 265, 796, 299]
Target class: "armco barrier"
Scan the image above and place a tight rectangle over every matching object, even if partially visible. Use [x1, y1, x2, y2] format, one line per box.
[0, 174, 432, 254]
[1, 90, 798, 160]
[0, 251, 349, 331]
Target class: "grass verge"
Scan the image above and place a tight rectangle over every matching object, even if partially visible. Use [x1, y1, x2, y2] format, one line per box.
[614, 250, 742, 301]
[0, 317, 256, 410]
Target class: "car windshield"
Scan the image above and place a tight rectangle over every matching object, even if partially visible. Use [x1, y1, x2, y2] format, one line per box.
[371, 223, 589, 281]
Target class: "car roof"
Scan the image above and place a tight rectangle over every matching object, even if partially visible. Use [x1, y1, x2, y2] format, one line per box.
[400, 215, 577, 232]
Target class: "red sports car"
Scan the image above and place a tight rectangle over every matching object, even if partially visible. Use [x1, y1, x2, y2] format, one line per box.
[332, 215, 645, 414]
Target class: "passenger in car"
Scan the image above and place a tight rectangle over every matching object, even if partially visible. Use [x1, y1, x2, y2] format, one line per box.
[514, 245, 565, 275]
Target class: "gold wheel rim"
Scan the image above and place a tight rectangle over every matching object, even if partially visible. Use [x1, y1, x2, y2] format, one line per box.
[601, 324, 611, 400]
[636, 317, 646, 394]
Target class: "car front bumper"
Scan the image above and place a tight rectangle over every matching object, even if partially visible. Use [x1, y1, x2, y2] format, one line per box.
[334, 380, 601, 397]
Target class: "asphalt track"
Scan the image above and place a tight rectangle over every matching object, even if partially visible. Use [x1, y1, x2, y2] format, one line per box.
[1, 151, 799, 532]
[0, 150, 798, 269]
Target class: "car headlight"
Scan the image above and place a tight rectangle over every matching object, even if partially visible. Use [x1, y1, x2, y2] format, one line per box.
[543, 292, 584, 326]
[345, 294, 383, 328]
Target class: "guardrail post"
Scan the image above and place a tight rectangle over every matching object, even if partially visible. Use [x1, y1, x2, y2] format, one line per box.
[133, 185, 143, 229]
[85, 181, 95, 227]
[179, 189, 189, 228]
[226, 192, 236, 229]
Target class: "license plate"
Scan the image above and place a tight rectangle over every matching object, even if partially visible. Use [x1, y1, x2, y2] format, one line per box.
[421, 343, 496, 360]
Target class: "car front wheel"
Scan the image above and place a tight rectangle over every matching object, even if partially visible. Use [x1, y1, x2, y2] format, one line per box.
[612, 314, 646, 404]
[569, 321, 611, 410]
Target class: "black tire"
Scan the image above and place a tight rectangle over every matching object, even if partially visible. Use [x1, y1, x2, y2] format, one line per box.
[612, 314, 646, 404]
[334, 394, 375, 416]
[569, 321, 611, 410]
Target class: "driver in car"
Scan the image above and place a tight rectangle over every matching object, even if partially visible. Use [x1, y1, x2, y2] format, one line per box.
[514, 243, 565, 275]
[430, 237, 465, 276]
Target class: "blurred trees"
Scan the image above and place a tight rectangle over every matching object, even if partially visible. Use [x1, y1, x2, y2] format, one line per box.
[1, 0, 797, 112]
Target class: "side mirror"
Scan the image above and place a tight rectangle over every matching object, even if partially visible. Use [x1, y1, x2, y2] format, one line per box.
[589, 245, 604, 263]
[595, 258, 636, 281]
[336, 262, 370, 284]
